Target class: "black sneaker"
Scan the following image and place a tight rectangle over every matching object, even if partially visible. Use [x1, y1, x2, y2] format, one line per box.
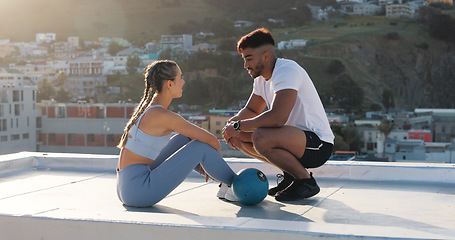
[275, 173, 320, 201]
[268, 172, 294, 196]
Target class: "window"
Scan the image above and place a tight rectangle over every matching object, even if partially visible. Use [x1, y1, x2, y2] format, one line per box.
[14, 104, 20, 116]
[87, 134, 94, 142]
[57, 106, 65, 118]
[107, 134, 114, 143]
[68, 134, 75, 142]
[49, 133, 56, 142]
[12, 90, 20, 102]
[11, 134, 20, 140]
[23, 133, 29, 139]
[36, 117, 42, 128]
[367, 142, 374, 151]
[96, 107, 105, 118]
[0, 136, 7, 142]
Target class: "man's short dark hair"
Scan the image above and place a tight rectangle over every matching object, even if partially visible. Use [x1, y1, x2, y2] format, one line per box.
[237, 28, 275, 54]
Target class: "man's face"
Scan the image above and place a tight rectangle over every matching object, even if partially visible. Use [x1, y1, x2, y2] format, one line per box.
[241, 47, 265, 79]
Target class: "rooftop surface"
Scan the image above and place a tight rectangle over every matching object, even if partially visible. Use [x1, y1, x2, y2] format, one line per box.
[0, 152, 454, 240]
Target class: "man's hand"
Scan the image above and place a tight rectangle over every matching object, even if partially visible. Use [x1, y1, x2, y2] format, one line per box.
[222, 122, 239, 149]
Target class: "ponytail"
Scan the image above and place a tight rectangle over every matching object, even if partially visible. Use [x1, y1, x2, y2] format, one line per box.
[117, 60, 177, 149]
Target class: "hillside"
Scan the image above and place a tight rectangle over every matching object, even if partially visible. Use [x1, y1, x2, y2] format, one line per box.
[1, 0, 454, 110]
[272, 16, 455, 110]
[0, 0, 221, 42]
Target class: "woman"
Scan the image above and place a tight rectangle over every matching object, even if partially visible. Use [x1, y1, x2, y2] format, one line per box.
[117, 60, 236, 207]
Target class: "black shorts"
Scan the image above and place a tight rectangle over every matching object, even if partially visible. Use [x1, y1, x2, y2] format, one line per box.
[299, 131, 333, 168]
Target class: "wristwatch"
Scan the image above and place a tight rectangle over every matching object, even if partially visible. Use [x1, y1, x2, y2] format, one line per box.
[233, 120, 241, 132]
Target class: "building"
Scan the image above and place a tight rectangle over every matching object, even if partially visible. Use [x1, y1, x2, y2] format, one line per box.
[209, 115, 230, 138]
[234, 20, 253, 28]
[67, 36, 80, 48]
[38, 102, 136, 155]
[427, 0, 453, 5]
[415, 108, 455, 143]
[392, 139, 455, 163]
[277, 39, 308, 50]
[408, 129, 432, 142]
[353, 3, 383, 15]
[0, 84, 40, 155]
[191, 43, 217, 53]
[0, 70, 41, 86]
[356, 123, 380, 155]
[386, 2, 423, 18]
[161, 34, 193, 51]
[68, 55, 108, 99]
[36, 33, 56, 44]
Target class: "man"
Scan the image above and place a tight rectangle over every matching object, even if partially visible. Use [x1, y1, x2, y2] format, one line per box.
[222, 28, 334, 201]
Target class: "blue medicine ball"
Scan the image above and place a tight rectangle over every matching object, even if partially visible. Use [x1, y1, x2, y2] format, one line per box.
[232, 168, 269, 205]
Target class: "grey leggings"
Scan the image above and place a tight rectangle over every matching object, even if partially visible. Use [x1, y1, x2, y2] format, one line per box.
[117, 134, 236, 207]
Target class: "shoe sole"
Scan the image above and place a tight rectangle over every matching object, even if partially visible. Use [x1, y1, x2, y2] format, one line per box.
[275, 187, 320, 201]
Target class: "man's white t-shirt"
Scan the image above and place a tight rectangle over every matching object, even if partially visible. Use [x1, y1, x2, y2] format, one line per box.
[252, 58, 334, 144]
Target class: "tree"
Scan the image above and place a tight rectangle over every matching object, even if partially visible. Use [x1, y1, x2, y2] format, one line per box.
[332, 124, 362, 152]
[180, 79, 210, 105]
[108, 42, 124, 56]
[378, 118, 394, 155]
[209, 18, 236, 38]
[205, 76, 232, 108]
[126, 55, 141, 75]
[330, 73, 364, 112]
[37, 78, 56, 102]
[326, 59, 345, 75]
[158, 48, 172, 60]
[54, 88, 73, 103]
[55, 71, 69, 88]
[341, 125, 363, 153]
[381, 88, 395, 113]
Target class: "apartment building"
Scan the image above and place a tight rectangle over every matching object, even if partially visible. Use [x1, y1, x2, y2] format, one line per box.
[68, 56, 108, 99]
[0, 84, 40, 155]
[161, 34, 193, 50]
[38, 102, 136, 155]
[386, 2, 423, 18]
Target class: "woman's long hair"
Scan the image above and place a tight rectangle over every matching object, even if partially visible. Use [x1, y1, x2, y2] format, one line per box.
[117, 60, 178, 148]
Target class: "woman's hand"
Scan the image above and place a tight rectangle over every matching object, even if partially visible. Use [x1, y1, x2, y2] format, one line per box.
[199, 166, 214, 182]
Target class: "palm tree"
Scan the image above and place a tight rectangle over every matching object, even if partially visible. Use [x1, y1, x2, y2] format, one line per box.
[378, 118, 394, 156]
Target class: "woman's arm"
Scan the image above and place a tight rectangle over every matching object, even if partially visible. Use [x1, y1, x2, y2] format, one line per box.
[160, 110, 221, 153]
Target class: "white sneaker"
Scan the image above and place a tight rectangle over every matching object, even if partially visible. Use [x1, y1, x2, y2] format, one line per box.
[217, 183, 237, 202]
[224, 185, 237, 202]
[217, 183, 229, 199]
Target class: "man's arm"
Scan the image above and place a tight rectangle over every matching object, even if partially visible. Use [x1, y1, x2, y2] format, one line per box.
[236, 89, 297, 132]
[228, 92, 267, 122]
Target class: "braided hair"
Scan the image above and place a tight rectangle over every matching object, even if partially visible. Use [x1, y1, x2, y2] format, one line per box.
[117, 60, 178, 148]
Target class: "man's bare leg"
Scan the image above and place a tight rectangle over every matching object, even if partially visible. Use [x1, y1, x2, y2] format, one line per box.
[251, 126, 311, 179]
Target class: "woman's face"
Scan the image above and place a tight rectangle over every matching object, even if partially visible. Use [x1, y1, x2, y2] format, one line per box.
[170, 66, 185, 98]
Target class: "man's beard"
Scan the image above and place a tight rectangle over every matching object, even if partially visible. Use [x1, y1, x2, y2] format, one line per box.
[248, 62, 264, 78]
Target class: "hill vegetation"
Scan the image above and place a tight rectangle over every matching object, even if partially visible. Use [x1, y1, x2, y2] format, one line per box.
[1, 0, 455, 113]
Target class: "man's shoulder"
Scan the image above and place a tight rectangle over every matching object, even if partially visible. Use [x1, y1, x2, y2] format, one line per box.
[275, 58, 303, 72]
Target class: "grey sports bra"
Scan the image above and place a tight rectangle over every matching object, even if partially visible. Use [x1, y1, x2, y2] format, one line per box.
[124, 105, 173, 159]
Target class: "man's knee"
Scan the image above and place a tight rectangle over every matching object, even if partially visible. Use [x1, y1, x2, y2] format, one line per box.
[251, 128, 270, 152]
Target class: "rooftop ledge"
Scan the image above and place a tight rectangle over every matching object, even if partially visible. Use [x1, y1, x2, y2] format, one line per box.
[0, 152, 454, 240]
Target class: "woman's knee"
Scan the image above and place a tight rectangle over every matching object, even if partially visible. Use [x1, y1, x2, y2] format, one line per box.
[171, 134, 191, 143]
[187, 140, 213, 152]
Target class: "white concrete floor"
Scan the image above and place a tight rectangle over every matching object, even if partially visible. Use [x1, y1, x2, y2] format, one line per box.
[0, 152, 454, 239]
